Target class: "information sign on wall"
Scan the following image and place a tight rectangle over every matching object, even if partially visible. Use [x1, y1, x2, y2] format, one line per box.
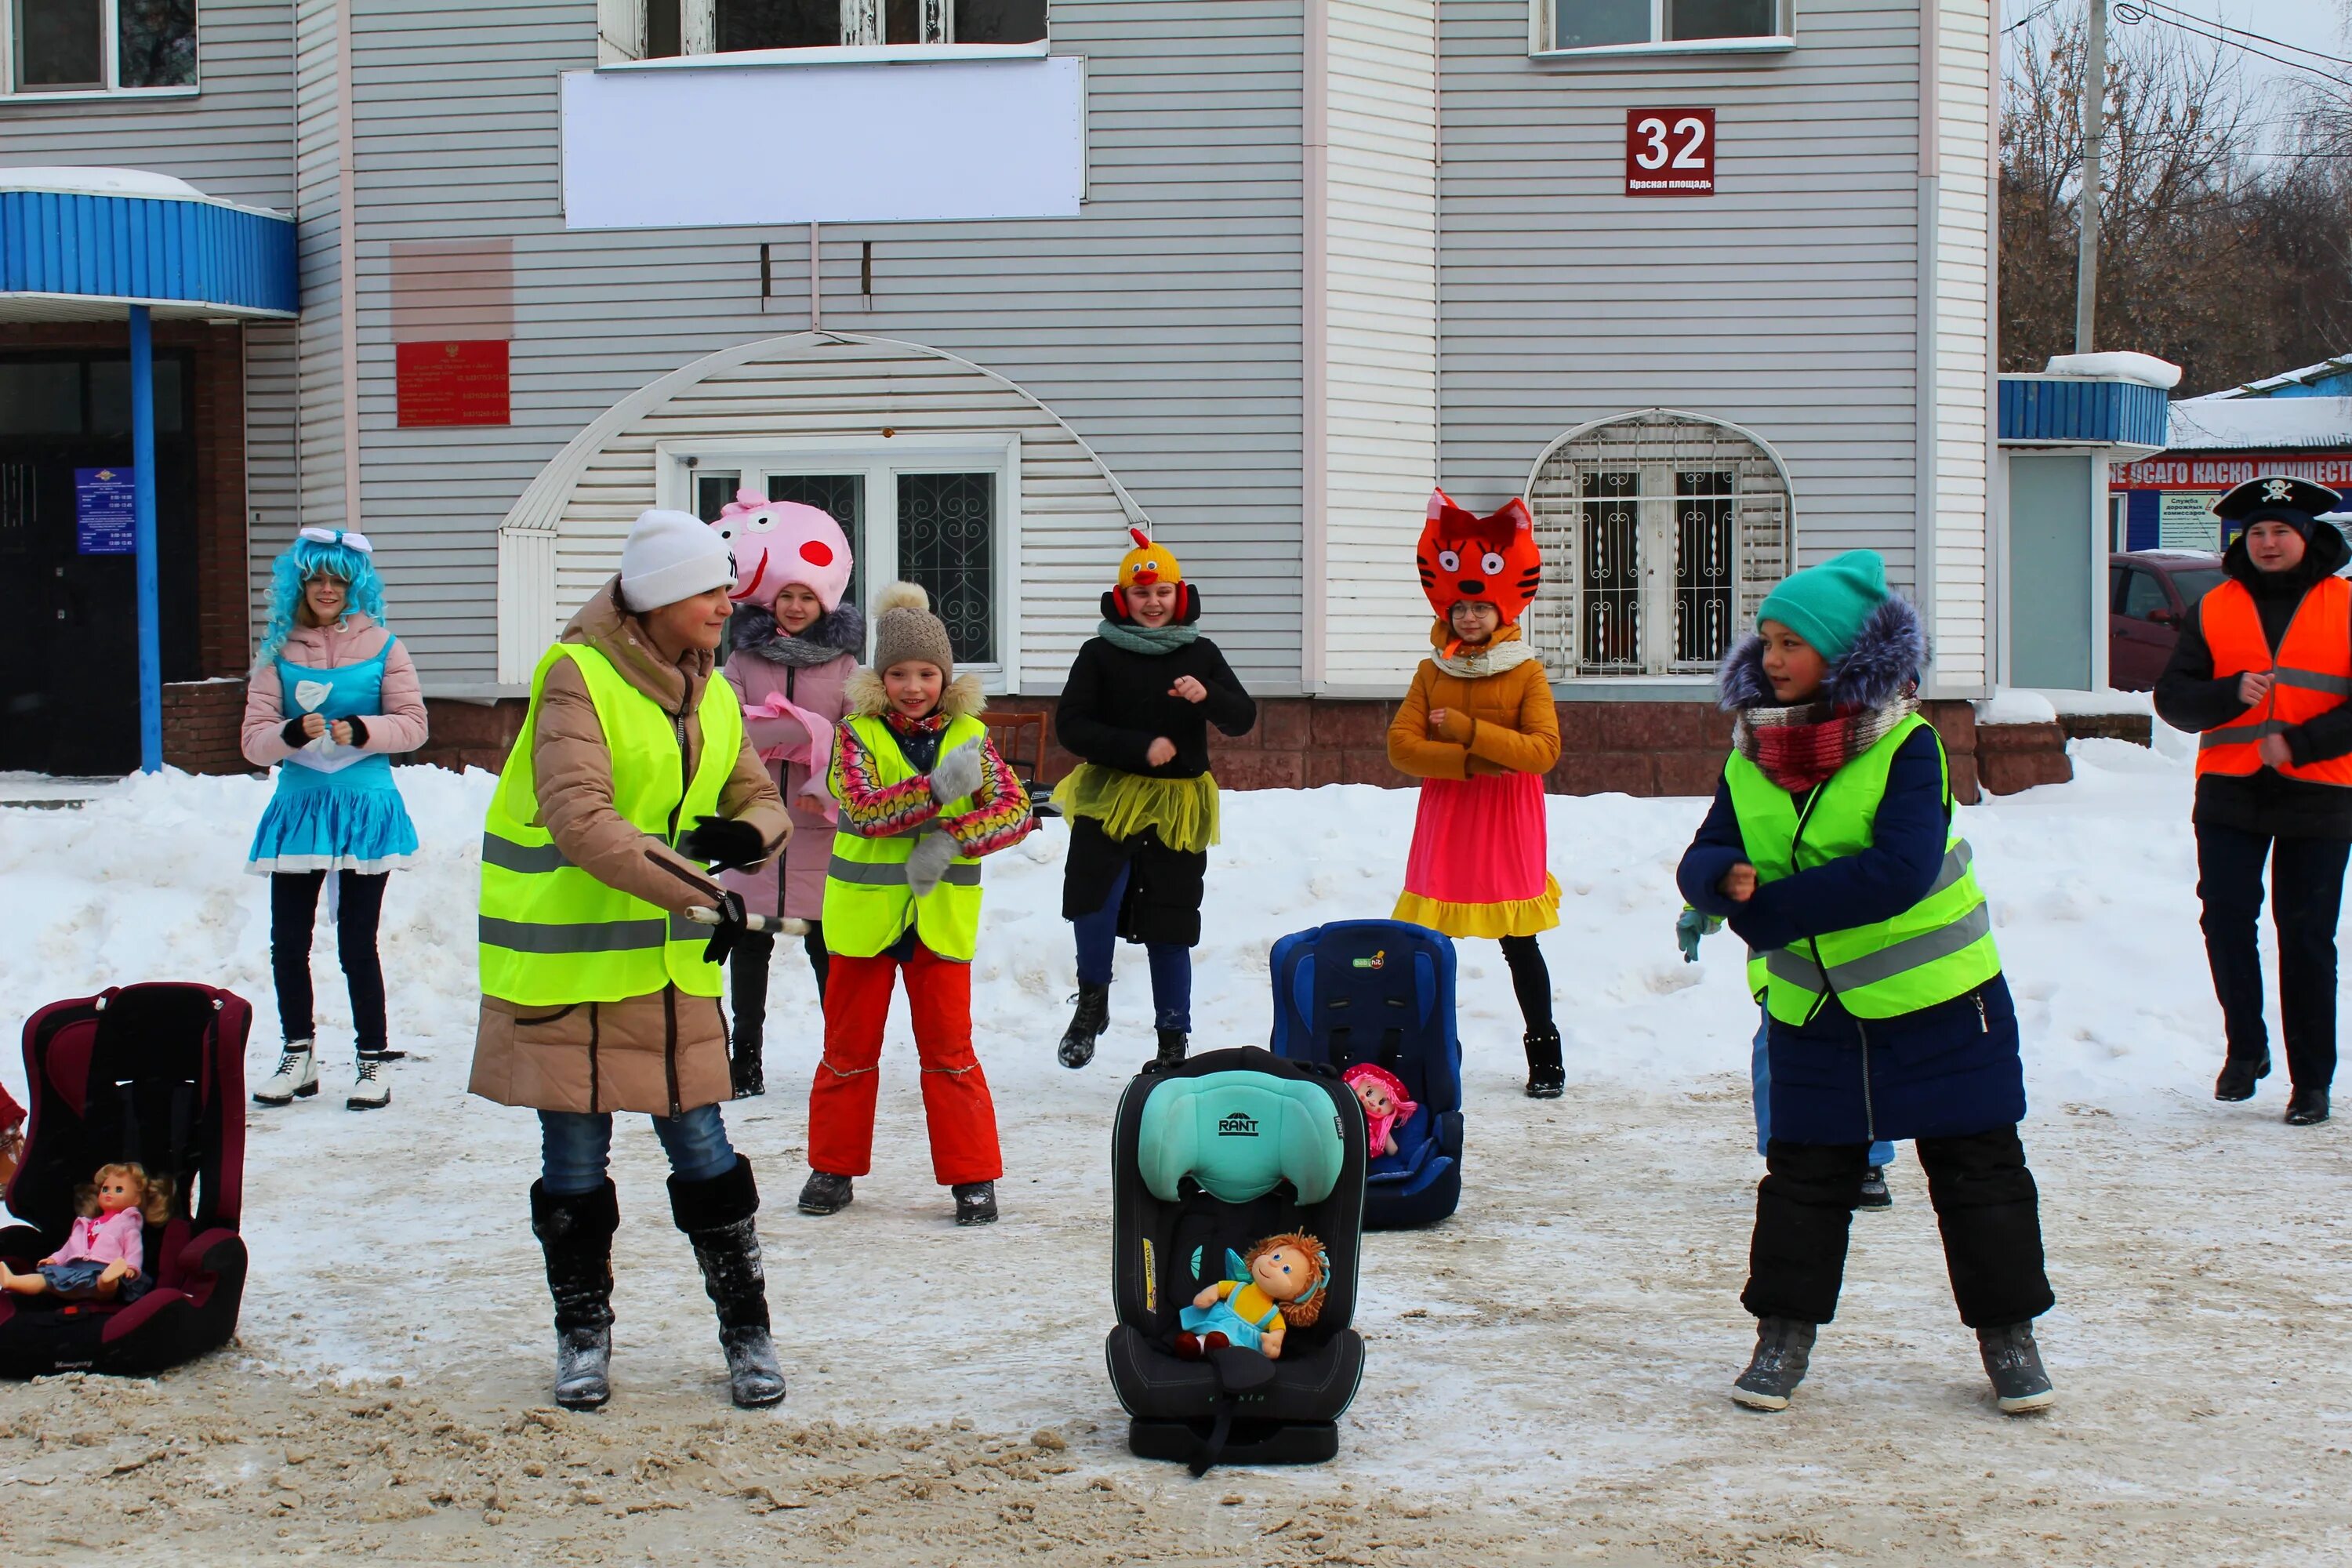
[396, 339, 511, 428]
[2158, 492, 2221, 551]
[1625, 109, 1716, 196]
[74, 466, 135, 555]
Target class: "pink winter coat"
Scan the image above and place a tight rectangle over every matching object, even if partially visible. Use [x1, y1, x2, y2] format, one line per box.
[49, 1207, 143, 1277]
[722, 650, 855, 920]
[240, 615, 430, 767]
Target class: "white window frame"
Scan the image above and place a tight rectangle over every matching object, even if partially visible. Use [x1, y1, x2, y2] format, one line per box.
[1523, 410, 1795, 682]
[653, 433, 1025, 694]
[1, 0, 200, 100]
[612, 0, 1047, 67]
[1531, 0, 1791, 60]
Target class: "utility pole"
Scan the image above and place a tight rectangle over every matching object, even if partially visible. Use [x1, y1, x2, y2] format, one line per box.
[2074, 0, 2107, 353]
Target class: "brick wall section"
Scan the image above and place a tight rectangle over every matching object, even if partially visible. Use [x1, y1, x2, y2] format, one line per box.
[162, 680, 252, 775]
[384, 695, 2080, 808]
[2058, 712, 2154, 747]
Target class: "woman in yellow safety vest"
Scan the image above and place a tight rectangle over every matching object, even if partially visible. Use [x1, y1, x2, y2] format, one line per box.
[2155, 475, 2352, 1128]
[1675, 550, 2055, 1417]
[470, 509, 793, 1413]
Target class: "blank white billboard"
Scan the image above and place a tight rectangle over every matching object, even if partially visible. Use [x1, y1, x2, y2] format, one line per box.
[561, 56, 1086, 230]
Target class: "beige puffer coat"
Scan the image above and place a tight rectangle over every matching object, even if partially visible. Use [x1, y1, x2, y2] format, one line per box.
[468, 579, 790, 1117]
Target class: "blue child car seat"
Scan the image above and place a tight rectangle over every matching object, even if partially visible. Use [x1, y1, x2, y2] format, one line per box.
[1269, 920, 1463, 1230]
[1105, 1047, 1366, 1472]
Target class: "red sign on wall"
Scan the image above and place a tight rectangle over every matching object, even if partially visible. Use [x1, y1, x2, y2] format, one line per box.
[396, 339, 511, 427]
[1625, 108, 1717, 197]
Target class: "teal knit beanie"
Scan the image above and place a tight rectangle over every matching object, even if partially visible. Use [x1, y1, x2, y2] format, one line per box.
[1755, 550, 1889, 663]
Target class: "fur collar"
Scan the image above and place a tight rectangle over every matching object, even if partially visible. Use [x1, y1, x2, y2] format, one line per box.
[1717, 594, 1926, 713]
[844, 666, 987, 721]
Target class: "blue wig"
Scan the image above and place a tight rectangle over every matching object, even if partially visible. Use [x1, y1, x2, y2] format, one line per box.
[258, 535, 389, 664]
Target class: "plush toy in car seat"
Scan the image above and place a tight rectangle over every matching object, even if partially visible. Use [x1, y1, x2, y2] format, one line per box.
[1174, 1232, 1329, 1362]
[1341, 1063, 1417, 1159]
[0, 1162, 172, 1304]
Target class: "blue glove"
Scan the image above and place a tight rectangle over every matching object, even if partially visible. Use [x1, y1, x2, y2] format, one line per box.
[1675, 906, 1722, 964]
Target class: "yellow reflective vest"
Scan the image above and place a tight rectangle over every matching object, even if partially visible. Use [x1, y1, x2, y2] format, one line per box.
[477, 643, 742, 1006]
[1726, 713, 2002, 1026]
[823, 713, 989, 962]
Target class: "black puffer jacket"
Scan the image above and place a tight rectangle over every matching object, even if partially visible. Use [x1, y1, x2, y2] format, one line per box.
[1053, 591, 1256, 779]
[2154, 523, 2352, 840]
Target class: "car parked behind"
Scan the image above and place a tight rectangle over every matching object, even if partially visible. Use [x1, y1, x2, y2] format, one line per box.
[2110, 550, 2227, 691]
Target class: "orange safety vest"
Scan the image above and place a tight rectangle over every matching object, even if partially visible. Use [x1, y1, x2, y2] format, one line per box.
[2195, 574, 2352, 786]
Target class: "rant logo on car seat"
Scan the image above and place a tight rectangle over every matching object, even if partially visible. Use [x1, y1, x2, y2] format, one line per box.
[1218, 1112, 1260, 1137]
[1351, 949, 1387, 970]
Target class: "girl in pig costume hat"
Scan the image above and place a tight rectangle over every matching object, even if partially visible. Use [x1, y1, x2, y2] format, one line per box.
[713, 490, 863, 1097]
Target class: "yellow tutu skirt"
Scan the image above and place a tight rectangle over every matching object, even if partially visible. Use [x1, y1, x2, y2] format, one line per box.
[1051, 764, 1220, 854]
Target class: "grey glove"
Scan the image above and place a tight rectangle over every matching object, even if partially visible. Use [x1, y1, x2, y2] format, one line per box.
[905, 830, 961, 898]
[927, 742, 985, 805]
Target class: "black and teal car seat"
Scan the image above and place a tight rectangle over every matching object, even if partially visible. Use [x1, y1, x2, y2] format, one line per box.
[0, 984, 251, 1377]
[1104, 1047, 1366, 1472]
[1269, 920, 1463, 1229]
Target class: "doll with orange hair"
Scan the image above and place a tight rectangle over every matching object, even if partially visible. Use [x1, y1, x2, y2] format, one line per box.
[0, 1162, 172, 1302]
[1387, 492, 1566, 1098]
[1175, 1232, 1329, 1361]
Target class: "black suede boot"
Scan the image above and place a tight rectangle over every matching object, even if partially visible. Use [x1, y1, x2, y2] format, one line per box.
[1731, 1316, 1817, 1412]
[1523, 1025, 1565, 1099]
[1058, 982, 1110, 1069]
[531, 1179, 619, 1411]
[1153, 1028, 1189, 1069]
[729, 932, 774, 1098]
[669, 1158, 786, 1409]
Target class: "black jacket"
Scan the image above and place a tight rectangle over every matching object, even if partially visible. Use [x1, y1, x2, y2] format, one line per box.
[1053, 591, 1256, 779]
[2153, 524, 2352, 840]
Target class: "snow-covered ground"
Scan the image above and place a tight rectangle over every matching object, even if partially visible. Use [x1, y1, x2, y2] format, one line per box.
[4, 738, 2351, 1565]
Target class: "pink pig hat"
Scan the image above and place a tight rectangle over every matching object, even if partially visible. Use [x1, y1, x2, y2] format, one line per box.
[711, 488, 855, 613]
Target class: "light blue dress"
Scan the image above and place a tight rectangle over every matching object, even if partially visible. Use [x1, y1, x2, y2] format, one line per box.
[245, 647, 419, 876]
[1178, 1249, 1287, 1352]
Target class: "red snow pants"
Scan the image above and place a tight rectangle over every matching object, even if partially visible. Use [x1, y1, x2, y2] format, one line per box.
[808, 942, 1003, 1186]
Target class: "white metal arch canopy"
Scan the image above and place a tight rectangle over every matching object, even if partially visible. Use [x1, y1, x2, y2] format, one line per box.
[1522, 409, 1797, 681]
[495, 332, 1150, 692]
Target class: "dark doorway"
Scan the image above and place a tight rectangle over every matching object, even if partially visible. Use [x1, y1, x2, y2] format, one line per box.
[0, 350, 200, 775]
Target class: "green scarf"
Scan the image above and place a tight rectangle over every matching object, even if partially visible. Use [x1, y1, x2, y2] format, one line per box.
[1097, 619, 1200, 655]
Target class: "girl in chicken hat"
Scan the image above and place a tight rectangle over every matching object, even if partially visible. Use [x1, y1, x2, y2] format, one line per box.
[712, 489, 862, 1098]
[1051, 524, 1257, 1070]
[1386, 490, 1566, 1097]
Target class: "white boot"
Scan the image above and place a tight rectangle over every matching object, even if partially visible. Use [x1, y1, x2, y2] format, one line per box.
[346, 1053, 391, 1111]
[252, 1042, 319, 1106]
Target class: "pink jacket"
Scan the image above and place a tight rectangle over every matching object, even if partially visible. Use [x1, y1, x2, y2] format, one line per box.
[241, 615, 430, 768]
[722, 651, 854, 920]
[49, 1207, 143, 1277]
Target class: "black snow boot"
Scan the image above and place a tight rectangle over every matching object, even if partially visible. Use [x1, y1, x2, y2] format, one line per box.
[953, 1181, 998, 1226]
[2285, 1087, 2330, 1126]
[2215, 1051, 2270, 1102]
[1058, 983, 1110, 1069]
[531, 1179, 619, 1411]
[1857, 1166, 1893, 1210]
[1523, 1026, 1565, 1099]
[670, 1158, 787, 1409]
[797, 1171, 854, 1215]
[1977, 1322, 2055, 1414]
[1730, 1316, 1817, 1412]
[1153, 1028, 1189, 1070]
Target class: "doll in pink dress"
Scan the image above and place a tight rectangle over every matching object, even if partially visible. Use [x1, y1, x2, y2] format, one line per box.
[1342, 1063, 1418, 1158]
[0, 1162, 171, 1303]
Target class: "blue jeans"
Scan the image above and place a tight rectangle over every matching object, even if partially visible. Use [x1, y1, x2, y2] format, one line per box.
[1752, 1014, 1893, 1166]
[1073, 862, 1193, 1032]
[38, 1258, 151, 1302]
[539, 1104, 737, 1197]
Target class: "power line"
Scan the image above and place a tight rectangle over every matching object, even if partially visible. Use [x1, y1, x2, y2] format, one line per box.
[2004, 0, 2069, 35]
[2129, 0, 2352, 71]
[2114, 4, 2352, 89]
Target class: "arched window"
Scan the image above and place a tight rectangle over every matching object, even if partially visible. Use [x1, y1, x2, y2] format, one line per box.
[1523, 409, 1795, 678]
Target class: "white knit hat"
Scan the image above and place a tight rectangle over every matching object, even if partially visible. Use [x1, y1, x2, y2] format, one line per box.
[619, 509, 735, 612]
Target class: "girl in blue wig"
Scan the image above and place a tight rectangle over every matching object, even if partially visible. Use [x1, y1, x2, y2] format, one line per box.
[238, 527, 429, 1112]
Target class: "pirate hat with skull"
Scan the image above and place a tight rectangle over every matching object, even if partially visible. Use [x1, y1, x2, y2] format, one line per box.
[2213, 474, 2343, 539]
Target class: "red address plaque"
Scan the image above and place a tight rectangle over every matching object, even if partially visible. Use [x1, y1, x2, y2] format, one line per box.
[1625, 108, 1716, 197]
[397, 339, 511, 427]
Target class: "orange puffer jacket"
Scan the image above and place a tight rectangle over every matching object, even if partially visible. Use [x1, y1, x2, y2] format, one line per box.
[1385, 622, 1561, 780]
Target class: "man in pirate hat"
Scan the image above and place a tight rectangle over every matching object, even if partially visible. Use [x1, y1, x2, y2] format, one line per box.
[2155, 474, 2352, 1125]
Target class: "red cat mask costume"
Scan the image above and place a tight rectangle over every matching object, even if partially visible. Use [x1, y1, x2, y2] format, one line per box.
[1417, 490, 1541, 624]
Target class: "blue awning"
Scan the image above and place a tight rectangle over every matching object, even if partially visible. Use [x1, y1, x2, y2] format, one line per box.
[0, 168, 296, 321]
[1998, 375, 2170, 451]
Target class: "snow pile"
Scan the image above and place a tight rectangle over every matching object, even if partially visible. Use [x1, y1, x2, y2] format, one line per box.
[1974, 688, 2060, 725]
[2042, 351, 2182, 390]
[2028, 688, 2154, 717]
[2166, 395, 2352, 452]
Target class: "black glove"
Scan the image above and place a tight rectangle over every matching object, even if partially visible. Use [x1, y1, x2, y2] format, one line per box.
[343, 715, 369, 749]
[678, 815, 767, 873]
[280, 717, 310, 748]
[700, 888, 750, 967]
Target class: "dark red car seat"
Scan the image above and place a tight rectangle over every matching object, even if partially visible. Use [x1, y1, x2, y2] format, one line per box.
[0, 984, 249, 1377]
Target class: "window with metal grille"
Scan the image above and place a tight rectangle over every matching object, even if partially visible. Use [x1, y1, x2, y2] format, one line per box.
[639, 0, 1044, 54]
[1525, 411, 1792, 680]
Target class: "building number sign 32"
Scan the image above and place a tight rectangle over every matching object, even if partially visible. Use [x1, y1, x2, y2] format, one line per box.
[1625, 108, 1716, 196]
